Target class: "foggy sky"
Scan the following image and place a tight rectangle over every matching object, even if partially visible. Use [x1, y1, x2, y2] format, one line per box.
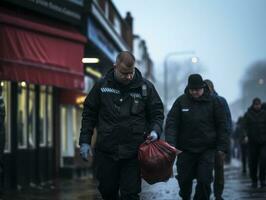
[113, 0, 266, 104]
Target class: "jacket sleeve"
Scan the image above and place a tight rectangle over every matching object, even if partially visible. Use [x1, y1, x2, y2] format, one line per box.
[145, 82, 164, 136]
[79, 81, 101, 145]
[165, 98, 181, 148]
[241, 112, 248, 131]
[213, 97, 229, 152]
[218, 96, 233, 135]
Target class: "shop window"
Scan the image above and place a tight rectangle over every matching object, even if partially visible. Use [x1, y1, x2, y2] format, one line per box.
[60, 106, 68, 158]
[28, 84, 36, 149]
[72, 107, 82, 148]
[47, 87, 53, 147]
[17, 82, 27, 149]
[39, 86, 47, 147]
[1, 81, 11, 153]
[61, 105, 77, 166]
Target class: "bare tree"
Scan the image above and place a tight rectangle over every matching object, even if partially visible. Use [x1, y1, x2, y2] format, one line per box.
[167, 58, 204, 108]
[240, 60, 266, 109]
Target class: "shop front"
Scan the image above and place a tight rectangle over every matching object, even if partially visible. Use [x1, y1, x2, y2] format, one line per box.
[0, 7, 86, 189]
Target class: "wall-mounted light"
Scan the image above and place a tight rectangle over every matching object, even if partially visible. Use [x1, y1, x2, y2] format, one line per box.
[21, 81, 27, 87]
[76, 96, 86, 105]
[85, 67, 102, 78]
[0, 82, 4, 87]
[82, 58, 100, 64]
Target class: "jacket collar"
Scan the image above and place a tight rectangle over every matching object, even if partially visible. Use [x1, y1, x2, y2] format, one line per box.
[105, 68, 144, 89]
[184, 85, 212, 102]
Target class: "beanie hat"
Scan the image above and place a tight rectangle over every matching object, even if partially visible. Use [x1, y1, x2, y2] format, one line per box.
[187, 74, 205, 89]
[252, 97, 261, 105]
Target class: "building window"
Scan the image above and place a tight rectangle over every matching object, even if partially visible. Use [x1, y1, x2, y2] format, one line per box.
[1, 81, 11, 153]
[113, 15, 121, 35]
[68, 0, 84, 6]
[17, 82, 27, 149]
[39, 86, 47, 147]
[94, 0, 100, 6]
[105, 0, 109, 19]
[47, 87, 53, 147]
[28, 84, 36, 149]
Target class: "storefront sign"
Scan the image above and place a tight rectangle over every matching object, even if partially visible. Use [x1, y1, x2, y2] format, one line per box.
[3, 0, 83, 24]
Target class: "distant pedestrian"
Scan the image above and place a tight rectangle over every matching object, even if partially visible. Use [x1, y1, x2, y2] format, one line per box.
[205, 79, 232, 200]
[234, 116, 248, 174]
[165, 74, 228, 200]
[79, 51, 164, 200]
[0, 90, 5, 197]
[242, 97, 266, 188]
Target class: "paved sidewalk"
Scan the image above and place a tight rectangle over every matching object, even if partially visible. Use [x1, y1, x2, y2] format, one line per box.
[3, 159, 266, 200]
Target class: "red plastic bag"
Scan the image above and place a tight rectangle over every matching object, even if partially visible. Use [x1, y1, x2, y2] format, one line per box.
[138, 140, 179, 184]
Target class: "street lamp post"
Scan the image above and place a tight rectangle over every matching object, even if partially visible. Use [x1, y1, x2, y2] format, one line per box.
[164, 51, 197, 111]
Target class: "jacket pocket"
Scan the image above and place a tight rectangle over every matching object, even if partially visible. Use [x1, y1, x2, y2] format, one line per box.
[131, 98, 145, 115]
[96, 128, 116, 153]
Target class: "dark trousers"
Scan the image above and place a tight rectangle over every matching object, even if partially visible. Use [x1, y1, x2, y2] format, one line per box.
[176, 150, 215, 200]
[95, 152, 141, 200]
[248, 144, 266, 183]
[240, 143, 248, 173]
[214, 152, 225, 200]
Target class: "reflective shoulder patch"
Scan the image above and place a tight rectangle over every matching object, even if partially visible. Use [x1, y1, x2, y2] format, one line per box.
[100, 87, 120, 94]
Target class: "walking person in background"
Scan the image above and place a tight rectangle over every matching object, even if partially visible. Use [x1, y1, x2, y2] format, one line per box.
[205, 79, 232, 200]
[242, 97, 266, 188]
[165, 74, 228, 200]
[234, 116, 248, 174]
[79, 51, 164, 200]
[0, 90, 5, 199]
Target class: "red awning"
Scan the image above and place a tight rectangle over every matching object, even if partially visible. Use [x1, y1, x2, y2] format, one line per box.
[0, 8, 87, 90]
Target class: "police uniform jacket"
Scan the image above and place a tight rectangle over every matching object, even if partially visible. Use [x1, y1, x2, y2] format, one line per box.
[79, 68, 164, 159]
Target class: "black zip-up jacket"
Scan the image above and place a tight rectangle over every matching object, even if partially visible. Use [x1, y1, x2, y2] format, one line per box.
[165, 87, 228, 153]
[242, 107, 266, 145]
[79, 68, 164, 159]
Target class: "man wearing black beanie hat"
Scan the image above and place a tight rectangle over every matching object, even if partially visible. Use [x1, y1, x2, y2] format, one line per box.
[165, 74, 228, 200]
